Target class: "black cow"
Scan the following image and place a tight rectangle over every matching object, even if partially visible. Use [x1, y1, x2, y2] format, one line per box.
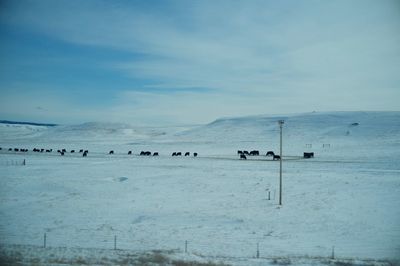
[83, 151, 87, 157]
[8, 148, 12, 151]
[84, 150, 89, 154]
[172, 152, 176, 156]
[144, 151, 151, 156]
[153, 152, 159, 156]
[62, 149, 66, 153]
[61, 152, 65, 156]
[273, 155, 281, 160]
[250, 150, 259, 156]
[304, 152, 314, 159]
[14, 148, 19, 152]
[185, 152, 190, 156]
[176, 152, 182, 156]
[140, 151, 145, 156]
[40, 149, 44, 152]
[266, 151, 275, 157]
[128, 151, 132, 155]
[243, 151, 249, 155]
[237, 150, 243, 155]
[240, 154, 247, 160]
[71, 150, 75, 153]
[193, 152, 198, 157]
[109, 150, 114, 154]
[79, 149, 84, 153]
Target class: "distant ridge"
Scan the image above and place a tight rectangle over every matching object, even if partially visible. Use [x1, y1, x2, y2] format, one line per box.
[0, 120, 58, 127]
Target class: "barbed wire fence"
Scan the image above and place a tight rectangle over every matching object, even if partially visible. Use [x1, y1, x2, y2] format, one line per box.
[0, 159, 26, 166]
[1, 230, 398, 261]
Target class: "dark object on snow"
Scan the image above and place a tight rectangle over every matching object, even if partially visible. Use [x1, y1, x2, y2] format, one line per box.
[243, 150, 249, 155]
[237, 150, 243, 155]
[83, 151, 87, 157]
[304, 152, 314, 159]
[79, 149, 84, 153]
[144, 151, 151, 156]
[109, 150, 114, 154]
[71, 150, 75, 153]
[61, 152, 65, 156]
[185, 152, 190, 156]
[193, 153, 198, 157]
[128, 151, 132, 155]
[172, 152, 176, 156]
[351, 123, 359, 126]
[266, 151, 275, 157]
[273, 155, 281, 160]
[14, 148, 19, 152]
[240, 154, 247, 160]
[250, 150, 259, 156]
[8, 148, 12, 151]
[176, 152, 182, 156]
[153, 152, 159, 156]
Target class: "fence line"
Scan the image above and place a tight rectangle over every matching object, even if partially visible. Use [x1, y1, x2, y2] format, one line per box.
[0, 159, 26, 166]
[1, 230, 398, 260]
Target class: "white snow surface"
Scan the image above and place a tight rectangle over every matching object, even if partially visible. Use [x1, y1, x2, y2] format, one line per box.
[0, 111, 399, 263]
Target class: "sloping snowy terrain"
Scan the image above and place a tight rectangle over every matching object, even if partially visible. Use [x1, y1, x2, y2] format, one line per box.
[0, 112, 399, 265]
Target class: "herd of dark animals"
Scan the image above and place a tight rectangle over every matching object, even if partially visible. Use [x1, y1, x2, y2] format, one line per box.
[238, 150, 314, 160]
[0, 147, 197, 158]
[1, 147, 314, 160]
[238, 150, 281, 160]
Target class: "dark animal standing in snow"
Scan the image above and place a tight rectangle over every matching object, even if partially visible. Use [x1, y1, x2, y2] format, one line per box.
[303, 152, 314, 159]
[128, 151, 132, 155]
[62, 149, 66, 153]
[193, 153, 198, 157]
[8, 148, 12, 151]
[240, 154, 247, 160]
[14, 148, 19, 152]
[71, 150, 75, 153]
[185, 152, 190, 156]
[237, 150, 243, 155]
[266, 151, 275, 157]
[140, 151, 145, 156]
[176, 152, 182, 156]
[79, 149, 84, 153]
[83, 151, 87, 157]
[153, 152, 159, 156]
[172, 152, 176, 156]
[273, 155, 281, 160]
[250, 150, 259, 156]
[61, 152, 65, 156]
[243, 151, 249, 155]
[40, 149, 44, 152]
[109, 150, 114, 154]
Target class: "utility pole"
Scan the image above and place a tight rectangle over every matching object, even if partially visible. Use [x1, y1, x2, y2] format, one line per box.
[278, 120, 284, 206]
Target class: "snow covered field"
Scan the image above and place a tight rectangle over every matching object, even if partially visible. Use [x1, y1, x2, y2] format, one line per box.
[0, 112, 399, 265]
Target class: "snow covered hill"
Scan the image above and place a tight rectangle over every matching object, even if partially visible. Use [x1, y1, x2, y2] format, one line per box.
[0, 112, 399, 265]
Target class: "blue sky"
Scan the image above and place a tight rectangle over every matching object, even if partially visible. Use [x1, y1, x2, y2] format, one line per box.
[0, 0, 399, 125]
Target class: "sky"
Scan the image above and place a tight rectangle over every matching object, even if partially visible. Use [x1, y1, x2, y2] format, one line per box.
[0, 0, 399, 126]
